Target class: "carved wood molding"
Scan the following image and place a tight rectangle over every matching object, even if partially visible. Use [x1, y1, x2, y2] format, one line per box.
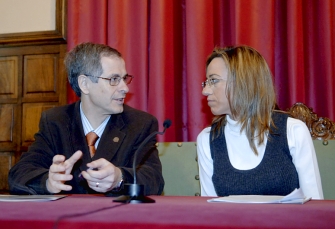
[0, 0, 66, 47]
[287, 102, 335, 141]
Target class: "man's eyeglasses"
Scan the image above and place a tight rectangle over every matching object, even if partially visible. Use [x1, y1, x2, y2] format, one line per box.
[86, 74, 134, 86]
[201, 78, 221, 88]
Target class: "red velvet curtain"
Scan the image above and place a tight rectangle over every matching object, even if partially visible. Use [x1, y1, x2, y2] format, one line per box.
[67, 0, 335, 142]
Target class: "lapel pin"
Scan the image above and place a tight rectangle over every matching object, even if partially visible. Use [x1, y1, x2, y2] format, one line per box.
[113, 137, 119, 143]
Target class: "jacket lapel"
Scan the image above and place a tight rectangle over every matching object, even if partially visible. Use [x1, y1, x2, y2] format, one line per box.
[68, 101, 92, 172]
[93, 113, 126, 161]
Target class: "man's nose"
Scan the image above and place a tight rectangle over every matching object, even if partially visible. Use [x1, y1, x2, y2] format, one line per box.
[118, 80, 129, 93]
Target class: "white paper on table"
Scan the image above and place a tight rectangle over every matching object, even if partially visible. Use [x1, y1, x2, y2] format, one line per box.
[207, 188, 311, 204]
[0, 195, 66, 202]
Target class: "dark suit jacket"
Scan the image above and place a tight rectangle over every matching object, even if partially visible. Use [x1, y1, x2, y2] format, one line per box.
[8, 101, 164, 196]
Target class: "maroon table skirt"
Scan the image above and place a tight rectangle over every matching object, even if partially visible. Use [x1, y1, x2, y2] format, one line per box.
[0, 195, 334, 229]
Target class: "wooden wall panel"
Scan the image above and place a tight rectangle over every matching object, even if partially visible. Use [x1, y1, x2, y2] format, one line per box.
[0, 56, 18, 99]
[23, 54, 58, 97]
[0, 104, 14, 142]
[22, 103, 56, 145]
[0, 152, 14, 192]
[0, 44, 67, 193]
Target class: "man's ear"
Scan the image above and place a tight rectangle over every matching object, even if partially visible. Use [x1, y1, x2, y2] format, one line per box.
[78, 75, 89, 95]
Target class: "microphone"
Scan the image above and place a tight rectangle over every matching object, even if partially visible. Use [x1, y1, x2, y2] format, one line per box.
[113, 119, 172, 204]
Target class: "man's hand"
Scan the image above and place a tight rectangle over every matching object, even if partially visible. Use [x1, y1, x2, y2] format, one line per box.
[46, 150, 83, 193]
[80, 159, 122, 193]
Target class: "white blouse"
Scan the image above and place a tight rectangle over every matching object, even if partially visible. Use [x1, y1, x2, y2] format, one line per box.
[196, 115, 324, 199]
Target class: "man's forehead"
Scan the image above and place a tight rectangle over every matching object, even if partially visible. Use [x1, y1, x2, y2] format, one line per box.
[101, 56, 126, 75]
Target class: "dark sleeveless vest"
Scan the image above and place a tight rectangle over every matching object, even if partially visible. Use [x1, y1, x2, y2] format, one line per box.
[210, 112, 299, 196]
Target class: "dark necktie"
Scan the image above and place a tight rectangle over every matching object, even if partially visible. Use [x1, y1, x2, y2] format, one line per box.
[86, 132, 99, 157]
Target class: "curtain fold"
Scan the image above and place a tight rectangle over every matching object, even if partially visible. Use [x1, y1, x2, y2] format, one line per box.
[107, 0, 149, 111]
[67, 0, 335, 142]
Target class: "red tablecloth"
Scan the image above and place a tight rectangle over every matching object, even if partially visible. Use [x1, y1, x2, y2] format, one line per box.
[0, 195, 334, 229]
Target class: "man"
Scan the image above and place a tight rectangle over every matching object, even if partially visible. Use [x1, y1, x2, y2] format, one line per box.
[8, 42, 164, 196]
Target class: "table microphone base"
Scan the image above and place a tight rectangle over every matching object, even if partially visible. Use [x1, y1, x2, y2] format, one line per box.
[113, 195, 155, 204]
[113, 184, 155, 204]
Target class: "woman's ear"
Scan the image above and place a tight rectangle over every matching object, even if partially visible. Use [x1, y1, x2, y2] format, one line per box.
[78, 75, 89, 95]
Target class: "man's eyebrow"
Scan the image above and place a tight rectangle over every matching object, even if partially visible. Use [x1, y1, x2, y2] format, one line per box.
[110, 73, 128, 77]
[106, 73, 121, 78]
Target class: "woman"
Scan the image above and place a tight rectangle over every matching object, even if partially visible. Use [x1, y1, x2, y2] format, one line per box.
[197, 45, 323, 199]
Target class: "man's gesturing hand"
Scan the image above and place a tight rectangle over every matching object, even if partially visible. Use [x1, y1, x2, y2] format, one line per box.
[46, 150, 83, 193]
[81, 158, 123, 193]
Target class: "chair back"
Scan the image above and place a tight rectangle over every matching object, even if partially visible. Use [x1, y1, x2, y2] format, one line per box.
[158, 142, 200, 196]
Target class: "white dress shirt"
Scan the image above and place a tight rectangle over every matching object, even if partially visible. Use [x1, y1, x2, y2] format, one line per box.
[80, 103, 110, 149]
[197, 115, 324, 199]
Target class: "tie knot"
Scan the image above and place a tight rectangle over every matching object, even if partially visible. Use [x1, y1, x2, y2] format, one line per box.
[86, 132, 99, 146]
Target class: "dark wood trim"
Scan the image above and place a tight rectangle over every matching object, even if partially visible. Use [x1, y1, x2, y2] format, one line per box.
[285, 102, 335, 141]
[0, 0, 67, 47]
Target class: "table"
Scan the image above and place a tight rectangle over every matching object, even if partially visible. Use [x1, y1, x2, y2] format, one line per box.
[1, 195, 335, 229]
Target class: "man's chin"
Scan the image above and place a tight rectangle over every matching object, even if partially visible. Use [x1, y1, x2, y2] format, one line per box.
[111, 106, 124, 114]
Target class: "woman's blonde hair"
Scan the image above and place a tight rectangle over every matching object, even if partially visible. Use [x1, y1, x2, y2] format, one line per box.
[207, 45, 277, 155]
